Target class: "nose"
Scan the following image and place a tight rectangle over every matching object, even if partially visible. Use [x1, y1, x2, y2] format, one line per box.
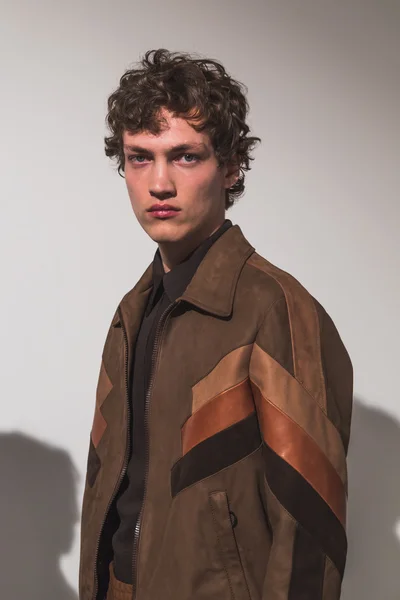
[149, 160, 176, 199]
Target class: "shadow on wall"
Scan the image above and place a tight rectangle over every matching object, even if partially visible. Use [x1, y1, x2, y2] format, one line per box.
[342, 398, 400, 600]
[0, 432, 78, 600]
[1, 401, 400, 599]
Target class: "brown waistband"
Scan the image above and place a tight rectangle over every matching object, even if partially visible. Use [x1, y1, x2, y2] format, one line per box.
[106, 562, 133, 600]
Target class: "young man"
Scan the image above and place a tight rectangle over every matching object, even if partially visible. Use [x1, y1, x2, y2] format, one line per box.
[79, 49, 353, 600]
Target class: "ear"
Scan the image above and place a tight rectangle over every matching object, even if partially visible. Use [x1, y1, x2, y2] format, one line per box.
[223, 159, 240, 189]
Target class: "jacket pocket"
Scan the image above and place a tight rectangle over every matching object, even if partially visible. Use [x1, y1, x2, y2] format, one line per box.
[208, 490, 251, 600]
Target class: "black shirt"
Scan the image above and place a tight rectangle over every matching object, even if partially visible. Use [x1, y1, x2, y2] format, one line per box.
[111, 219, 233, 583]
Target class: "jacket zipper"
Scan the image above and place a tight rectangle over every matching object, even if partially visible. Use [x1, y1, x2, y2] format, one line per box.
[92, 307, 131, 600]
[131, 299, 181, 599]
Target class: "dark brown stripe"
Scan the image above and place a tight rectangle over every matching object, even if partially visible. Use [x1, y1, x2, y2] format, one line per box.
[252, 383, 346, 527]
[171, 413, 261, 497]
[86, 437, 101, 488]
[264, 443, 347, 577]
[289, 525, 325, 600]
[182, 378, 255, 455]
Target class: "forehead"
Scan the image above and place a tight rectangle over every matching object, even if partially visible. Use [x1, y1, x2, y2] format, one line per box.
[122, 110, 211, 150]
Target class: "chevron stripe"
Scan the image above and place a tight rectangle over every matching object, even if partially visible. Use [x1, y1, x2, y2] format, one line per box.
[191, 344, 253, 413]
[252, 382, 346, 527]
[91, 360, 113, 448]
[250, 344, 347, 486]
[182, 378, 255, 455]
[264, 443, 347, 577]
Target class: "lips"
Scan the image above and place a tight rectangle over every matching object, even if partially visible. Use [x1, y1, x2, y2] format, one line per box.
[149, 207, 180, 219]
[149, 204, 180, 212]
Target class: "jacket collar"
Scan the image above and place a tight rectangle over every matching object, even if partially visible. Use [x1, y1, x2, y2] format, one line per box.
[147, 218, 233, 312]
[179, 224, 255, 317]
[116, 224, 255, 331]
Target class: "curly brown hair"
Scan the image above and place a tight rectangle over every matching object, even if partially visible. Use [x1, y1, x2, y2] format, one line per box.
[104, 49, 261, 210]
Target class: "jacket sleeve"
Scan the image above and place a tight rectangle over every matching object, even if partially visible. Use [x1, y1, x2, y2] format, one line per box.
[249, 293, 353, 600]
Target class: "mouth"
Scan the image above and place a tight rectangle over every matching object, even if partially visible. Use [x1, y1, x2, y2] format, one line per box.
[149, 208, 180, 219]
[149, 203, 181, 219]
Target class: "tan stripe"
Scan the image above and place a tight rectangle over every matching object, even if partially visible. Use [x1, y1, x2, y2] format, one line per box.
[250, 343, 347, 485]
[262, 475, 296, 599]
[191, 344, 253, 413]
[252, 383, 346, 527]
[322, 556, 342, 600]
[91, 361, 113, 448]
[247, 253, 326, 412]
[182, 378, 255, 455]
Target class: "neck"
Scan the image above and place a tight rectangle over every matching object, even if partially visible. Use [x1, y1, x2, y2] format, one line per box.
[158, 218, 225, 273]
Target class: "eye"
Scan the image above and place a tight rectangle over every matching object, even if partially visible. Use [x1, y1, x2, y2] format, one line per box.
[179, 153, 199, 163]
[127, 155, 148, 163]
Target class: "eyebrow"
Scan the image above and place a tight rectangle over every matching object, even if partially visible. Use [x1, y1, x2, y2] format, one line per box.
[123, 143, 207, 154]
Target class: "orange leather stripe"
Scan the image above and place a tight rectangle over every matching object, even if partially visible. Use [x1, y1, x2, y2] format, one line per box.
[252, 382, 346, 527]
[250, 343, 347, 485]
[247, 253, 326, 412]
[182, 378, 255, 455]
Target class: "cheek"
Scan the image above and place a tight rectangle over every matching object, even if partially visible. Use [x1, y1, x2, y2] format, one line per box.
[125, 183, 141, 218]
[183, 169, 224, 199]
[125, 174, 141, 201]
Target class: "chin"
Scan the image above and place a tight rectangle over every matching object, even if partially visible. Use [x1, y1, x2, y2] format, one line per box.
[144, 219, 190, 244]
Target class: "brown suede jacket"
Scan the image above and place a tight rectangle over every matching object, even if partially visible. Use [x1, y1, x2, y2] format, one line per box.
[79, 224, 353, 600]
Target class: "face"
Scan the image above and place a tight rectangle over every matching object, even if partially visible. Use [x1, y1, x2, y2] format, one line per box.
[122, 109, 238, 246]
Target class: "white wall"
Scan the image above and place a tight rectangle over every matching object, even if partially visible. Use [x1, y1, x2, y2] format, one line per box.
[1, 1, 399, 598]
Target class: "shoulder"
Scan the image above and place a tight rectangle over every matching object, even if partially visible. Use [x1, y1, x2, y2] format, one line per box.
[244, 251, 328, 400]
[245, 252, 347, 356]
[246, 250, 352, 421]
[244, 250, 321, 323]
